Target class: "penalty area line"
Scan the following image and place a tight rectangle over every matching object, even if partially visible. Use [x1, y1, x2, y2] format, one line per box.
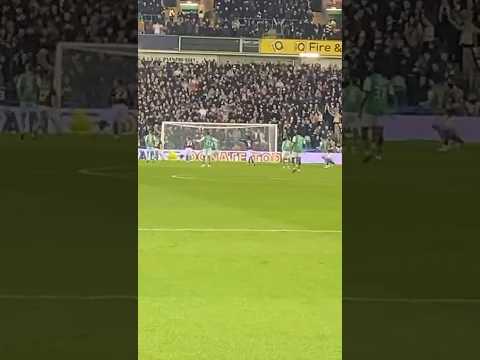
[0, 294, 136, 301]
[77, 165, 134, 179]
[138, 228, 342, 233]
[171, 175, 196, 180]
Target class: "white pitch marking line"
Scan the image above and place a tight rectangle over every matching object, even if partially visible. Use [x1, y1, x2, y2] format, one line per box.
[138, 228, 342, 233]
[2, 295, 477, 304]
[171, 175, 196, 180]
[344, 297, 480, 304]
[0, 295, 136, 301]
[78, 166, 133, 179]
[78, 168, 117, 178]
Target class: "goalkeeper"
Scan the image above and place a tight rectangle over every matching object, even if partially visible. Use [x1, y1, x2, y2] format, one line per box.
[240, 135, 256, 166]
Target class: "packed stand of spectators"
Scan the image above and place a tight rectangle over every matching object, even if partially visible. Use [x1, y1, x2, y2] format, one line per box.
[0, 0, 137, 105]
[138, 59, 342, 151]
[139, 0, 341, 40]
[344, 0, 480, 115]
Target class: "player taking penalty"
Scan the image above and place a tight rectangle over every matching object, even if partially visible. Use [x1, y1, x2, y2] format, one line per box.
[184, 137, 194, 161]
[281, 136, 292, 168]
[291, 131, 305, 173]
[198, 131, 217, 167]
[38, 67, 62, 135]
[110, 79, 129, 139]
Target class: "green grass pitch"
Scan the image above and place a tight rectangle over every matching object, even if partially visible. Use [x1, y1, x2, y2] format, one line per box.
[4, 133, 479, 358]
[139, 161, 342, 360]
[0, 134, 137, 358]
[343, 141, 480, 359]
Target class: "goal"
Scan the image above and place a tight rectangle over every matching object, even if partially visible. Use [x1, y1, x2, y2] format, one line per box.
[161, 122, 278, 152]
[54, 42, 137, 109]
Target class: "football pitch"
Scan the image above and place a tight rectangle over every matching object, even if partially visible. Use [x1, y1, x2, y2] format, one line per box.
[0, 134, 137, 358]
[138, 161, 342, 360]
[343, 141, 480, 359]
[4, 134, 478, 358]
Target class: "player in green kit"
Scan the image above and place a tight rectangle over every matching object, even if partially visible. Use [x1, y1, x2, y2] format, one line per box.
[16, 63, 41, 139]
[281, 136, 293, 168]
[198, 131, 217, 167]
[343, 75, 364, 153]
[144, 130, 157, 162]
[360, 64, 392, 162]
[291, 131, 305, 173]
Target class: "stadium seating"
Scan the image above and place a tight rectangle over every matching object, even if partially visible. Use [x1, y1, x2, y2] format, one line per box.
[344, 0, 480, 113]
[138, 59, 342, 151]
[0, 0, 137, 104]
[139, 0, 164, 14]
[138, 0, 341, 39]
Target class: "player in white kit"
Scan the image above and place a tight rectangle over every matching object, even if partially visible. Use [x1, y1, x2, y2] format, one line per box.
[110, 79, 129, 139]
[241, 135, 255, 166]
[184, 137, 194, 161]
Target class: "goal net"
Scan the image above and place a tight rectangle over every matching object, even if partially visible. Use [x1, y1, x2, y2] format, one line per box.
[161, 122, 278, 152]
[54, 42, 137, 109]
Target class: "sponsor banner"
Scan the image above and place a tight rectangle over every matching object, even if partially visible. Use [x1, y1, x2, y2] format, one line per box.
[384, 115, 480, 142]
[0, 106, 136, 134]
[259, 39, 342, 57]
[138, 149, 342, 164]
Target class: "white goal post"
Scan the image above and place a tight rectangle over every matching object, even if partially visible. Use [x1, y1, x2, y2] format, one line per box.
[160, 122, 278, 152]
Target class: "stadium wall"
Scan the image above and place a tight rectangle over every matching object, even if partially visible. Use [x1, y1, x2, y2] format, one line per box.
[4, 108, 477, 142]
[139, 35, 342, 56]
[138, 34, 342, 67]
[139, 51, 340, 67]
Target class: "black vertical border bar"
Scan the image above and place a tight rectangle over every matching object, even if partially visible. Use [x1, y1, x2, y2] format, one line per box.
[0, 2, 138, 359]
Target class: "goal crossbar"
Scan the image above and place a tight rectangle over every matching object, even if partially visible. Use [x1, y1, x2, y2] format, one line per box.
[163, 122, 273, 129]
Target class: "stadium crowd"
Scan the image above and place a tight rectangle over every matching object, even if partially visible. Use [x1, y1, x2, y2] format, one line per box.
[138, 58, 342, 151]
[138, 0, 341, 39]
[344, 0, 480, 114]
[0, 0, 137, 104]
